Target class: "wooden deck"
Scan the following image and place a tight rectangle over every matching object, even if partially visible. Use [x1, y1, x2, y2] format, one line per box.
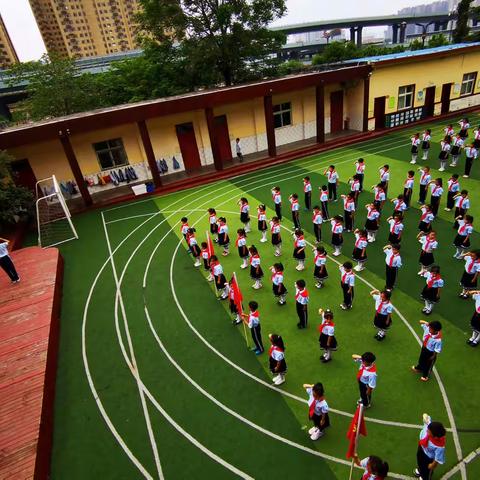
[0, 247, 63, 480]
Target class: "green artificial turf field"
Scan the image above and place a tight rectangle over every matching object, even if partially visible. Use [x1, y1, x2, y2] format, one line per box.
[50, 113, 480, 480]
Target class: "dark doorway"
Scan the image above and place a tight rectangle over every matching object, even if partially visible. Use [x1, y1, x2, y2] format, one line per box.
[175, 122, 202, 171]
[330, 90, 344, 133]
[424, 86, 436, 117]
[373, 96, 386, 130]
[214, 115, 232, 163]
[10, 158, 37, 193]
[441, 83, 452, 115]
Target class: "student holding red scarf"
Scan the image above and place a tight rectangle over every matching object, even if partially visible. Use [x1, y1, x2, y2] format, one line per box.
[414, 413, 446, 479]
[302, 382, 330, 440]
[412, 320, 443, 382]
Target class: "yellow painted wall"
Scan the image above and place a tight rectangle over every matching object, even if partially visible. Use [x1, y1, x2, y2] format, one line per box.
[369, 51, 480, 116]
[70, 124, 146, 175]
[8, 139, 74, 183]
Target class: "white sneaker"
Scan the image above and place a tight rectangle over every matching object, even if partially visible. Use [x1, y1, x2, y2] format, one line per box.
[240, 263, 248, 269]
[274, 252, 281, 257]
[332, 251, 341, 257]
[308, 426, 317, 435]
[354, 265, 364, 272]
[272, 375, 279, 383]
[194, 261, 201, 267]
[296, 265, 305, 271]
[310, 428, 324, 440]
[410, 160, 416, 164]
[449, 163, 456, 167]
[438, 167, 445, 172]
[463, 175, 469, 178]
[260, 238, 267, 243]
[253, 283, 262, 290]
[274, 376, 285, 385]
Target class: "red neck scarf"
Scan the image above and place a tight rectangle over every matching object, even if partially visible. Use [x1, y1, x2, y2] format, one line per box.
[389, 252, 398, 267]
[309, 395, 324, 417]
[318, 320, 334, 334]
[423, 329, 442, 347]
[427, 273, 440, 288]
[357, 363, 376, 380]
[419, 431, 446, 448]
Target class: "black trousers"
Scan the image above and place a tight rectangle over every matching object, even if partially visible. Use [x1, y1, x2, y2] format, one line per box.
[344, 211, 354, 231]
[430, 196, 440, 216]
[0, 255, 19, 282]
[385, 265, 398, 290]
[404, 188, 412, 208]
[305, 192, 311, 210]
[358, 381, 371, 406]
[275, 203, 282, 221]
[341, 283, 354, 307]
[465, 156, 473, 176]
[419, 184, 427, 204]
[251, 324, 264, 352]
[415, 346, 436, 378]
[321, 201, 329, 219]
[446, 191, 455, 209]
[358, 174, 364, 192]
[296, 302, 308, 328]
[292, 212, 300, 229]
[314, 224, 322, 242]
[328, 183, 337, 200]
[417, 445, 434, 480]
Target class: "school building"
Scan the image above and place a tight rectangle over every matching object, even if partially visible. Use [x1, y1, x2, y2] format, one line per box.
[0, 42, 479, 207]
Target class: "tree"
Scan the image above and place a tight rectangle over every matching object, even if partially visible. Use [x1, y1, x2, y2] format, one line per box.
[453, 0, 472, 43]
[427, 34, 449, 48]
[7, 54, 101, 121]
[277, 59, 306, 76]
[312, 41, 358, 65]
[136, 0, 287, 86]
[0, 151, 34, 228]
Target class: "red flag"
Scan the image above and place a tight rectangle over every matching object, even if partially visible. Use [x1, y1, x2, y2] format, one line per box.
[230, 273, 244, 315]
[346, 404, 367, 459]
[206, 231, 215, 258]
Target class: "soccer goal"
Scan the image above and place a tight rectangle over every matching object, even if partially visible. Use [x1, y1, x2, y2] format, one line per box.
[36, 175, 79, 248]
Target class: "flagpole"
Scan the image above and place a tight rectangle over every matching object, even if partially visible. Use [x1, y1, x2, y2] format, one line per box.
[348, 404, 364, 480]
[233, 272, 250, 348]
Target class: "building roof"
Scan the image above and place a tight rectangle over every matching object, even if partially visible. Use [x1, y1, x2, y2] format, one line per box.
[341, 42, 480, 65]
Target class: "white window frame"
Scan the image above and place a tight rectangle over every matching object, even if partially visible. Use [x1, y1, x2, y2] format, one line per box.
[273, 102, 292, 129]
[460, 72, 477, 96]
[397, 85, 415, 110]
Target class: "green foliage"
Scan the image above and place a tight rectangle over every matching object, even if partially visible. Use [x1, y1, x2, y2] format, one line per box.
[277, 59, 306, 76]
[312, 41, 406, 65]
[427, 34, 449, 48]
[453, 0, 472, 43]
[0, 150, 34, 227]
[409, 39, 424, 51]
[136, 0, 287, 86]
[7, 54, 101, 121]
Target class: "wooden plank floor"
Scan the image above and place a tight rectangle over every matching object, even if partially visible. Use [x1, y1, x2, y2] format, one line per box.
[0, 247, 63, 480]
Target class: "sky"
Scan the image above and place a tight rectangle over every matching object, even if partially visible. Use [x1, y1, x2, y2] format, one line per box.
[0, 0, 451, 62]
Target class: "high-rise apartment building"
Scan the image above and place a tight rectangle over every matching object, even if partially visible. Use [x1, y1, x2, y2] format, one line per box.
[0, 14, 19, 69]
[29, 0, 142, 59]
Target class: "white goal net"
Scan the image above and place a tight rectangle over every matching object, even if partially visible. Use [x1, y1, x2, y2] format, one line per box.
[36, 175, 79, 248]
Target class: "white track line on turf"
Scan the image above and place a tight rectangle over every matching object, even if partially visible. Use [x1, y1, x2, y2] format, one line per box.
[105, 212, 160, 224]
[441, 448, 480, 480]
[101, 212, 164, 480]
[113, 283, 253, 479]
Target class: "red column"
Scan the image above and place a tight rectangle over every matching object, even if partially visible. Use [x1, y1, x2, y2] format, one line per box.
[137, 120, 162, 188]
[316, 83, 325, 143]
[204, 107, 223, 171]
[58, 130, 92, 206]
[263, 94, 276, 157]
[363, 75, 371, 132]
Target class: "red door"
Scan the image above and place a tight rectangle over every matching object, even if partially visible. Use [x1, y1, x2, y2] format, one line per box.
[373, 96, 386, 130]
[175, 122, 202, 172]
[330, 90, 343, 133]
[441, 83, 452, 114]
[424, 86, 435, 117]
[10, 158, 37, 193]
[214, 115, 232, 162]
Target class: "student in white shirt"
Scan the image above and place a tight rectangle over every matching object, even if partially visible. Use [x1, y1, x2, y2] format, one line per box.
[427, 178, 443, 217]
[289, 193, 301, 229]
[417, 231, 438, 275]
[353, 454, 389, 480]
[235, 137, 244, 162]
[379, 164, 390, 194]
[295, 279, 309, 329]
[410, 132, 421, 164]
[438, 137, 451, 171]
[444, 174, 460, 211]
[453, 190, 470, 227]
[313, 245, 328, 289]
[420, 266, 444, 315]
[352, 351, 376, 408]
[404, 170, 415, 208]
[340, 262, 355, 310]
[421, 129, 431, 160]
[449, 134, 464, 167]
[474, 124, 480, 149]
[271, 186, 282, 220]
[323, 165, 339, 201]
[466, 290, 480, 346]
[354, 158, 365, 191]
[270, 216, 282, 257]
[249, 245, 264, 289]
[458, 117, 470, 138]
[317, 308, 336, 362]
[418, 166, 431, 205]
[383, 243, 402, 290]
[415, 414, 446, 479]
[268, 334, 287, 385]
[292, 228, 306, 271]
[412, 320, 443, 381]
[303, 176, 312, 211]
[303, 382, 330, 440]
[319, 185, 329, 219]
[453, 214, 474, 258]
[241, 301, 264, 355]
[459, 250, 480, 298]
[330, 215, 344, 256]
[312, 205, 323, 243]
[270, 262, 287, 305]
[239, 197, 251, 232]
[387, 213, 404, 244]
[352, 229, 368, 272]
[0, 237, 20, 283]
[370, 289, 394, 341]
[463, 143, 478, 178]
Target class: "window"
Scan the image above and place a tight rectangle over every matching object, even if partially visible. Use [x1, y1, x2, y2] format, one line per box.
[93, 138, 128, 170]
[397, 84, 415, 110]
[273, 102, 292, 128]
[460, 72, 477, 96]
